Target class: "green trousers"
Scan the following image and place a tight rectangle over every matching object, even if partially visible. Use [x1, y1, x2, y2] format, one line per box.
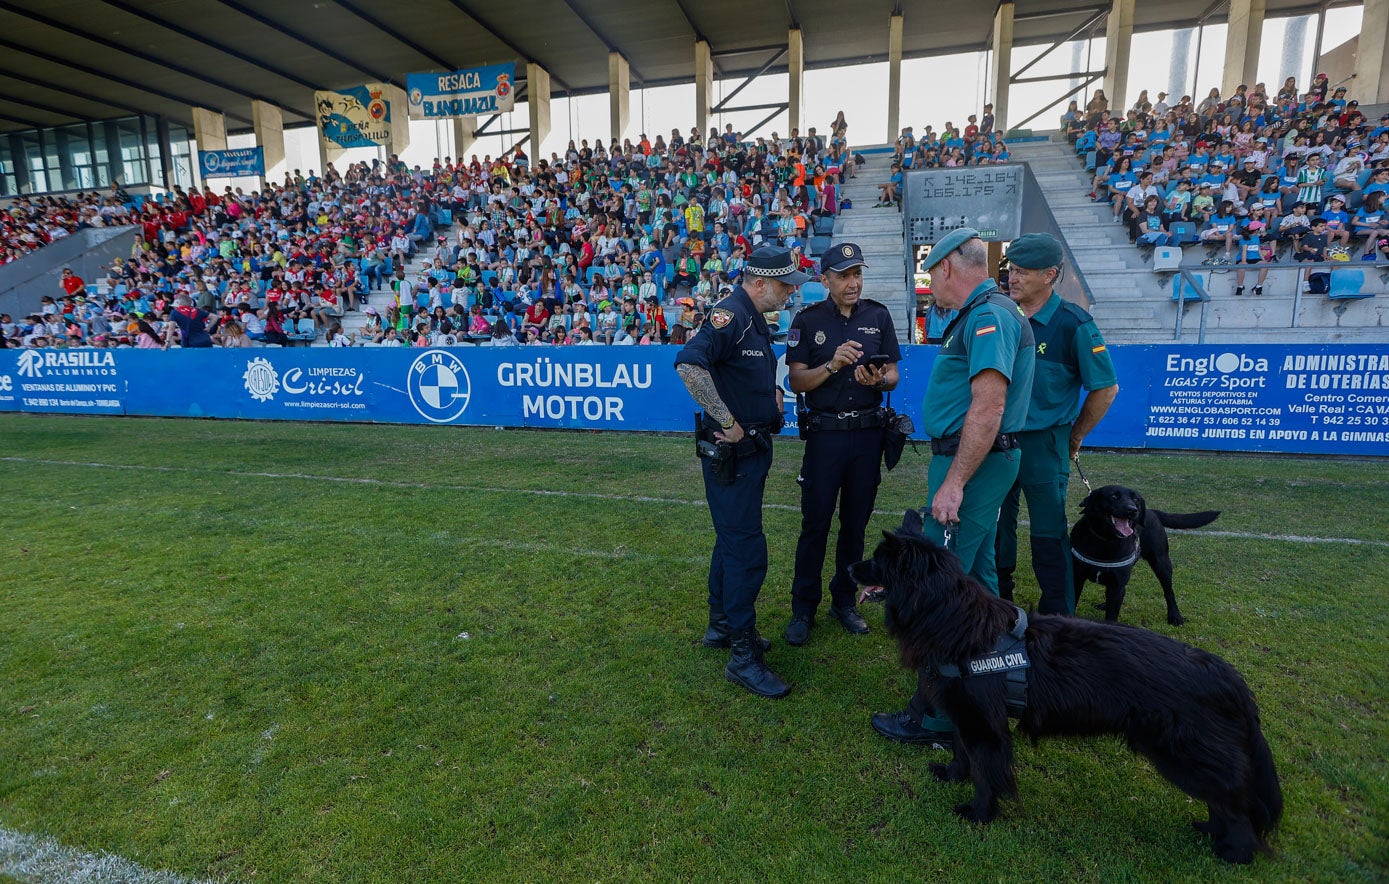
[914, 448, 1019, 732]
[996, 425, 1075, 615]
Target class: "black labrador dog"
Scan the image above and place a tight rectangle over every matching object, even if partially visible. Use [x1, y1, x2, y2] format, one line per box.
[850, 510, 1281, 864]
[1071, 485, 1219, 626]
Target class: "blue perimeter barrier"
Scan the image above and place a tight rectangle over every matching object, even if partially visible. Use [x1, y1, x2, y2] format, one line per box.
[1, 344, 1386, 456]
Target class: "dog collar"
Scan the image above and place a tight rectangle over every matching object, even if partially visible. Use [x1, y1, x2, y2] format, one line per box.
[1072, 540, 1141, 570]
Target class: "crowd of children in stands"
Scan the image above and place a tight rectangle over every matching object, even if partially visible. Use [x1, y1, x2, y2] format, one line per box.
[1068, 73, 1389, 295]
[3, 119, 860, 348]
[1, 184, 136, 265]
[877, 104, 1012, 206]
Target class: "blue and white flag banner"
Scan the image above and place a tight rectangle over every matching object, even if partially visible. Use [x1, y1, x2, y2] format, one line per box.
[198, 147, 265, 178]
[406, 63, 516, 120]
[315, 85, 392, 149]
[0, 345, 1385, 456]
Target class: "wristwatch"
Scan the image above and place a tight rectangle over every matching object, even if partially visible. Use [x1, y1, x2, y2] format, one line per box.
[825, 361, 838, 375]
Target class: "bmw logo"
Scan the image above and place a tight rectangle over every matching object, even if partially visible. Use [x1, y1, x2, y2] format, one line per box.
[407, 350, 471, 423]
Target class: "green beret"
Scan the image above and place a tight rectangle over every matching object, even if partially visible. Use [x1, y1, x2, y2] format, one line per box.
[1006, 233, 1064, 269]
[921, 227, 980, 272]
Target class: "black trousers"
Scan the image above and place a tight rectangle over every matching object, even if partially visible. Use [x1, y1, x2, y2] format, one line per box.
[790, 427, 883, 616]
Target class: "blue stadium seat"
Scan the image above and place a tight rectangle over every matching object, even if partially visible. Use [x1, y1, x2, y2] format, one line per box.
[1171, 276, 1203, 301]
[481, 270, 498, 287]
[808, 235, 831, 257]
[1329, 269, 1373, 300]
[800, 281, 827, 305]
[813, 215, 835, 237]
[1168, 221, 1198, 244]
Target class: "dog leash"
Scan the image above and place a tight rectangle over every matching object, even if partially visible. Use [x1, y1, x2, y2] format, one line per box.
[1073, 453, 1093, 493]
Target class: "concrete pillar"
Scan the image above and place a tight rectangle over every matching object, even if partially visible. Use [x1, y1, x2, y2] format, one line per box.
[1103, 0, 1134, 113]
[1356, 0, 1389, 104]
[527, 62, 551, 153]
[384, 83, 411, 157]
[191, 107, 226, 152]
[887, 13, 903, 143]
[788, 28, 805, 135]
[191, 107, 226, 188]
[609, 52, 630, 145]
[989, 2, 1014, 131]
[694, 40, 714, 141]
[453, 116, 477, 161]
[251, 100, 286, 185]
[1222, 0, 1266, 97]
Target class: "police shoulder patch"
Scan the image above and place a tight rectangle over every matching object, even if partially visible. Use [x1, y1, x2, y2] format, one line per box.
[787, 329, 801, 347]
[710, 308, 734, 329]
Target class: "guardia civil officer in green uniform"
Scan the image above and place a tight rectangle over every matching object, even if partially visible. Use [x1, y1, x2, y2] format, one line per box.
[996, 233, 1119, 615]
[867, 227, 1036, 747]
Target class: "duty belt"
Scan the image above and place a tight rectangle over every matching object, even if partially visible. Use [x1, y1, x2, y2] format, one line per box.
[929, 432, 1019, 457]
[805, 408, 887, 432]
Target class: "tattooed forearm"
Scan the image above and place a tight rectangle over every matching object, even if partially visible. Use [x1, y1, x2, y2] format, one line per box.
[677, 364, 734, 427]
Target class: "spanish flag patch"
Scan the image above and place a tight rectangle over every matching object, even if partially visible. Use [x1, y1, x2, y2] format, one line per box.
[1091, 344, 1107, 353]
[975, 325, 997, 336]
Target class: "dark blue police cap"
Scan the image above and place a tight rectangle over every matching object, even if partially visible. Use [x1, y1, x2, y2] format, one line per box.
[746, 245, 810, 286]
[821, 242, 869, 274]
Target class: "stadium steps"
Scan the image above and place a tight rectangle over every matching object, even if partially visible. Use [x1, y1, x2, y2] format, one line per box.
[831, 146, 911, 341]
[314, 229, 460, 345]
[1009, 135, 1389, 343]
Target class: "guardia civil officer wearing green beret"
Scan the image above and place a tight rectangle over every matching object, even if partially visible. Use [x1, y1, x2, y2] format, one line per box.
[867, 227, 1036, 748]
[997, 233, 1118, 615]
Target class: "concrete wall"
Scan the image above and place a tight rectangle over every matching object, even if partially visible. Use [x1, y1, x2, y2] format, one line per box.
[0, 225, 138, 318]
[1018, 163, 1095, 308]
[1318, 35, 1357, 87]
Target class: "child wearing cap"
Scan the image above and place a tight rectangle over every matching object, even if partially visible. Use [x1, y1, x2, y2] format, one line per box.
[1191, 183, 1217, 225]
[1321, 195, 1351, 246]
[1233, 218, 1272, 296]
[1200, 200, 1239, 264]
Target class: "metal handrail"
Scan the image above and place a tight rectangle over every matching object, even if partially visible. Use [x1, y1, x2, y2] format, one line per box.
[1172, 258, 1383, 340]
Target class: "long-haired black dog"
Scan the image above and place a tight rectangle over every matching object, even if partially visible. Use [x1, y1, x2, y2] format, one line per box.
[850, 510, 1281, 864]
[1071, 484, 1220, 626]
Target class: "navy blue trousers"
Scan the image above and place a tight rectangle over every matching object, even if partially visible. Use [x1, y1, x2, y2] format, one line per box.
[702, 447, 773, 633]
[790, 428, 883, 616]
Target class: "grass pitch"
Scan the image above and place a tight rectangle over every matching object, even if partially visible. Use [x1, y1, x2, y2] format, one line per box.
[0, 414, 1386, 882]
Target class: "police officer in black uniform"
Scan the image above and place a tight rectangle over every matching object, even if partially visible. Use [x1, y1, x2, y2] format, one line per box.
[783, 243, 901, 646]
[675, 245, 806, 699]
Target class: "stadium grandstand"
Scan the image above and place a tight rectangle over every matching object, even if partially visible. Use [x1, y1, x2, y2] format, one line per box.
[2, 0, 1389, 352]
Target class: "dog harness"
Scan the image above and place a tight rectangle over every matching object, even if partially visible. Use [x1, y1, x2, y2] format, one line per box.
[934, 606, 1030, 715]
[1071, 539, 1141, 570]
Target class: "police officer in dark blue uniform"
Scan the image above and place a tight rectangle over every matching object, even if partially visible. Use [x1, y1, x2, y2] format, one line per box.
[675, 245, 806, 699]
[783, 243, 901, 646]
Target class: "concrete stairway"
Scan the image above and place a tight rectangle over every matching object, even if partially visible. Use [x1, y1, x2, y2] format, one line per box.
[312, 227, 459, 345]
[1007, 135, 1389, 344]
[830, 146, 912, 342]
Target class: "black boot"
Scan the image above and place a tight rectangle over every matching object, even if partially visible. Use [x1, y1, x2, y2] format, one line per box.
[997, 568, 1015, 602]
[725, 628, 791, 698]
[703, 610, 770, 651]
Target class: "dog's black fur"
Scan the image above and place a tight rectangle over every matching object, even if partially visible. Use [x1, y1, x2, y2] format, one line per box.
[1071, 484, 1220, 626]
[850, 510, 1281, 864]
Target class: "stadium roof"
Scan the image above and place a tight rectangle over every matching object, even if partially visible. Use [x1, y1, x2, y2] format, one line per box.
[0, 0, 1352, 134]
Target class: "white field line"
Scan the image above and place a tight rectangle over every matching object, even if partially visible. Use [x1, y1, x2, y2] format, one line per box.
[4, 456, 1387, 550]
[0, 825, 218, 884]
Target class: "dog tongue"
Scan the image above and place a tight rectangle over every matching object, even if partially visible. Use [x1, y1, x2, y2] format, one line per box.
[1112, 516, 1135, 538]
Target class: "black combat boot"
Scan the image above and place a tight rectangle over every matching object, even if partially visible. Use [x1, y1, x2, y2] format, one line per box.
[703, 609, 770, 651]
[725, 628, 791, 698]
